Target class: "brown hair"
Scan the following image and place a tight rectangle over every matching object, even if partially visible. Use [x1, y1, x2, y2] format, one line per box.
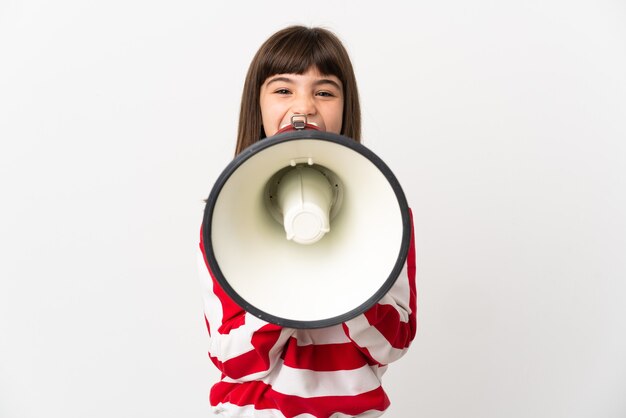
[235, 26, 361, 155]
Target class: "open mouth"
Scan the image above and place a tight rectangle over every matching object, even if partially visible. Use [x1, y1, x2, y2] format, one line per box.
[276, 121, 321, 135]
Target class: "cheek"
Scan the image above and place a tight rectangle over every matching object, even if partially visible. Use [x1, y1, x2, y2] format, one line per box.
[260, 100, 281, 121]
[259, 101, 271, 122]
[326, 103, 344, 134]
[259, 98, 270, 121]
[260, 103, 283, 137]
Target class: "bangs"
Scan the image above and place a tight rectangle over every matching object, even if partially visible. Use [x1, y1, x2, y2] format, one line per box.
[256, 28, 345, 84]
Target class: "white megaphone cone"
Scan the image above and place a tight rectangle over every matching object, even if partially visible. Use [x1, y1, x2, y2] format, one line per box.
[202, 116, 411, 328]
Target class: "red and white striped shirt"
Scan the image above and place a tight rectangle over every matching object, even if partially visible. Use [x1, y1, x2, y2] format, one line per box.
[198, 214, 417, 417]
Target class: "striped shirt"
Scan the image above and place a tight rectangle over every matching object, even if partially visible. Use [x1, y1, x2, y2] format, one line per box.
[198, 214, 417, 417]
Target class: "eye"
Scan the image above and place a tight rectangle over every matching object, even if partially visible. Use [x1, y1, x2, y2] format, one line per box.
[274, 88, 291, 95]
[316, 91, 335, 97]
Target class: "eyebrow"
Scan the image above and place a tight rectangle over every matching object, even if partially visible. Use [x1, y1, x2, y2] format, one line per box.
[265, 76, 343, 91]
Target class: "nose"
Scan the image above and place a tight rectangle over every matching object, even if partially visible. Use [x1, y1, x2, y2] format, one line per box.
[291, 94, 317, 116]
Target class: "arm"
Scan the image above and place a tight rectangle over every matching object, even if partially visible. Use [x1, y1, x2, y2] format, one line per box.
[342, 210, 417, 365]
[198, 227, 294, 381]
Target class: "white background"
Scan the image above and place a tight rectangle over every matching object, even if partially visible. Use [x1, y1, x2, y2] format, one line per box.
[1, 1, 625, 417]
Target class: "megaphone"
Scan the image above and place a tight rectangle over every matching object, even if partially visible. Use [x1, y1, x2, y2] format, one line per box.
[202, 126, 411, 329]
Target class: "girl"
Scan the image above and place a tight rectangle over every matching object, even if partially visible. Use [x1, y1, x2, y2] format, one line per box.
[199, 26, 417, 417]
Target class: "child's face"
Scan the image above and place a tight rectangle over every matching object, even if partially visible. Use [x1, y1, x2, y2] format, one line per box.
[259, 66, 344, 137]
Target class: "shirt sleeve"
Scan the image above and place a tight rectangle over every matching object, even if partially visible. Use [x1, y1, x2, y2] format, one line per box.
[342, 209, 418, 365]
[198, 226, 294, 381]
